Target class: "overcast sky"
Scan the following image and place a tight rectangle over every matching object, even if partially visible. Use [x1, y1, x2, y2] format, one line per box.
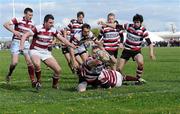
[0, 0, 180, 41]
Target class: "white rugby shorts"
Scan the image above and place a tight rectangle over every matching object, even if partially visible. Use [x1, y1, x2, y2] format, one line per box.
[29, 49, 53, 61]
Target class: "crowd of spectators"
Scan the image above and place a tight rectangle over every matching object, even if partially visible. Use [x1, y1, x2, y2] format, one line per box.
[154, 38, 180, 47]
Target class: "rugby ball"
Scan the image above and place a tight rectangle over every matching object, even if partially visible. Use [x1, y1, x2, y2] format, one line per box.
[96, 50, 110, 61]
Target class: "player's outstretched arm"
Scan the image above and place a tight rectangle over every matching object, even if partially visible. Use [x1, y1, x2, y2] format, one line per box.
[145, 38, 156, 60]
[57, 33, 76, 49]
[149, 43, 156, 60]
[69, 47, 79, 69]
[19, 32, 32, 51]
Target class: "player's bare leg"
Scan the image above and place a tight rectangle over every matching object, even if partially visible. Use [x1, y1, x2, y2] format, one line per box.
[116, 58, 127, 73]
[74, 55, 83, 75]
[6, 54, 19, 83]
[24, 54, 35, 87]
[64, 53, 75, 73]
[77, 81, 87, 92]
[134, 54, 146, 84]
[31, 55, 41, 89]
[44, 57, 61, 89]
[75, 55, 83, 65]
[80, 52, 89, 63]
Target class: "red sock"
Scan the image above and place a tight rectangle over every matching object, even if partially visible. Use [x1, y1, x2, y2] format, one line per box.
[136, 66, 143, 79]
[28, 65, 35, 82]
[52, 75, 59, 87]
[35, 70, 41, 83]
[124, 75, 138, 81]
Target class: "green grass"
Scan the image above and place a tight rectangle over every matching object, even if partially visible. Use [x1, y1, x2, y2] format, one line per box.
[0, 47, 180, 114]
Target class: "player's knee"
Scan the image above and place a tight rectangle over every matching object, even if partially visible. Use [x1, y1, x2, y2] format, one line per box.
[77, 82, 87, 92]
[27, 62, 33, 66]
[26, 60, 33, 66]
[12, 62, 18, 66]
[34, 64, 41, 71]
[55, 67, 61, 75]
[77, 85, 86, 92]
[138, 62, 144, 67]
[78, 88, 86, 92]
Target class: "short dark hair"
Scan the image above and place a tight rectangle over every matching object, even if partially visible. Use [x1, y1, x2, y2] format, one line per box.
[114, 20, 119, 24]
[24, 7, 33, 14]
[133, 14, 143, 23]
[82, 23, 91, 30]
[44, 14, 54, 23]
[77, 11, 85, 18]
[107, 13, 115, 18]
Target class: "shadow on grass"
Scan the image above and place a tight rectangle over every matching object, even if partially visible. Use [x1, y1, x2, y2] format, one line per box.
[61, 76, 77, 80]
[0, 83, 28, 91]
[61, 87, 76, 92]
[0, 83, 41, 93]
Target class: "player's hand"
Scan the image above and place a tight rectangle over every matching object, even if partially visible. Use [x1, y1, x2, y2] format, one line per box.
[97, 20, 102, 25]
[150, 53, 156, 60]
[97, 21, 106, 26]
[19, 50, 24, 55]
[119, 43, 124, 49]
[19, 46, 24, 54]
[72, 60, 79, 69]
[13, 30, 21, 37]
[19, 45, 24, 51]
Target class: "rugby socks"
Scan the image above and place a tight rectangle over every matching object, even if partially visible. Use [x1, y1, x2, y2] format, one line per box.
[68, 62, 75, 74]
[28, 65, 35, 82]
[35, 70, 41, 83]
[136, 66, 143, 79]
[124, 75, 138, 81]
[76, 68, 81, 76]
[7, 64, 16, 76]
[52, 74, 59, 89]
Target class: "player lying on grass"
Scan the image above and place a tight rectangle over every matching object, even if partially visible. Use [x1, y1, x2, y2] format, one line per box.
[77, 46, 146, 92]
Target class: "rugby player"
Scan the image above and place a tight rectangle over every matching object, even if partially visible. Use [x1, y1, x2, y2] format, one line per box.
[3, 7, 35, 87]
[19, 14, 76, 90]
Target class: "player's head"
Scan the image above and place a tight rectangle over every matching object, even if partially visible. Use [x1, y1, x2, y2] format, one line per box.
[24, 7, 33, 21]
[82, 23, 91, 37]
[77, 11, 84, 23]
[44, 14, 54, 29]
[107, 13, 115, 23]
[133, 14, 143, 28]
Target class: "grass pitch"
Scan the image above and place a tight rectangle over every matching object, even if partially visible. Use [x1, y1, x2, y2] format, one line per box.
[0, 47, 180, 114]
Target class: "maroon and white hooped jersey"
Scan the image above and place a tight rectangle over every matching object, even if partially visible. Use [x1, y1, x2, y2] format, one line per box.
[68, 19, 83, 35]
[10, 17, 34, 40]
[59, 28, 71, 48]
[99, 26, 123, 51]
[98, 69, 123, 88]
[30, 25, 58, 51]
[80, 57, 105, 83]
[123, 23, 149, 51]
